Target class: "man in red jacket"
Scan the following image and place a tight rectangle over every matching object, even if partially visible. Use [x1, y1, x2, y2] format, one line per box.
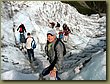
[17, 23, 27, 51]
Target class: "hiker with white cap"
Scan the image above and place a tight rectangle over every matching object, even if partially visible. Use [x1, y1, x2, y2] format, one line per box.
[39, 29, 66, 80]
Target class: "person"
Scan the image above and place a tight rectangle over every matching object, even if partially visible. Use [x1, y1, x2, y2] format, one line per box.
[62, 24, 71, 42]
[39, 30, 65, 80]
[17, 23, 26, 34]
[47, 19, 55, 29]
[62, 23, 67, 31]
[17, 23, 27, 51]
[56, 22, 60, 28]
[26, 33, 36, 63]
[55, 22, 60, 30]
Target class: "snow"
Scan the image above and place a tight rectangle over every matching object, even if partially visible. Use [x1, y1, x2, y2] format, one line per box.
[1, 1, 106, 80]
[1, 70, 39, 80]
[1, 20, 15, 45]
[72, 50, 106, 80]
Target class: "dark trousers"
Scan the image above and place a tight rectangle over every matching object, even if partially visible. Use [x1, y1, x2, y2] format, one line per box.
[27, 49, 35, 62]
[20, 33, 26, 43]
[56, 71, 61, 80]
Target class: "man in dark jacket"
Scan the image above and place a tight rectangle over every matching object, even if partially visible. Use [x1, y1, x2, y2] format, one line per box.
[47, 19, 55, 29]
[17, 23, 27, 51]
[17, 23, 26, 34]
[39, 30, 64, 80]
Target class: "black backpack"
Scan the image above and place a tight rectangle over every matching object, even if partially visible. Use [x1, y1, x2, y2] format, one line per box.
[54, 38, 66, 56]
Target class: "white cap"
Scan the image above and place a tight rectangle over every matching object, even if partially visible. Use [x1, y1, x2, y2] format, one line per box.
[47, 30, 56, 36]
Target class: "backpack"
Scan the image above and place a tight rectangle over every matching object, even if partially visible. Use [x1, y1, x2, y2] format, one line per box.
[31, 37, 36, 49]
[59, 32, 64, 39]
[19, 27, 23, 32]
[54, 38, 66, 56]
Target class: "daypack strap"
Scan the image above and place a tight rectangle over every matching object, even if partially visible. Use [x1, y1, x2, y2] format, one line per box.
[54, 38, 59, 51]
[54, 38, 66, 56]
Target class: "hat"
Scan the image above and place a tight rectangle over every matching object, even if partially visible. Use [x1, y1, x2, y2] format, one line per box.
[47, 30, 56, 36]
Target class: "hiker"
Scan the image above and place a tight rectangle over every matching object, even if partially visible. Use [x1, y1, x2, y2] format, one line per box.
[17, 23, 26, 34]
[39, 30, 66, 80]
[56, 22, 60, 28]
[48, 19, 55, 29]
[26, 33, 36, 63]
[63, 24, 71, 42]
[62, 23, 67, 31]
[55, 22, 60, 30]
[54, 22, 61, 38]
[17, 23, 26, 51]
